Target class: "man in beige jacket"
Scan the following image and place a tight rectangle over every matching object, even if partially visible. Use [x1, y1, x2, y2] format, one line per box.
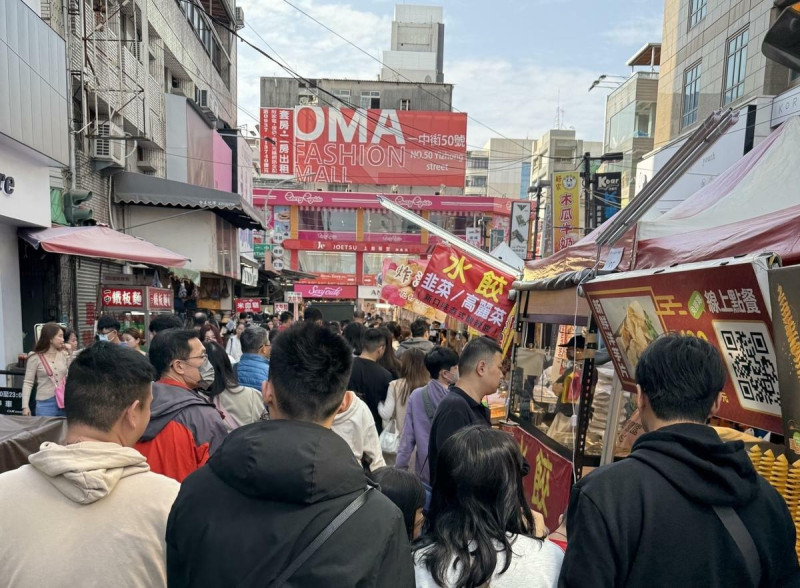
[0, 341, 180, 588]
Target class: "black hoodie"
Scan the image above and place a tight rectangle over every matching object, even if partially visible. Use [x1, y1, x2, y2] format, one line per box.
[558, 424, 800, 588]
[166, 419, 415, 588]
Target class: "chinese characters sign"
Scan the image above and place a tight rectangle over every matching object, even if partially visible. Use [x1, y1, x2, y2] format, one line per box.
[235, 298, 262, 313]
[148, 288, 174, 310]
[381, 258, 445, 323]
[583, 259, 782, 432]
[414, 244, 516, 340]
[552, 171, 581, 252]
[101, 288, 144, 308]
[259, 108, 294, 177]
[260, 107, 467, 187]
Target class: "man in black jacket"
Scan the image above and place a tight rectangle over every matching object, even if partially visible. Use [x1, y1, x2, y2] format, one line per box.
[166, 322, 414, 588]
[559, 334, 800, 588]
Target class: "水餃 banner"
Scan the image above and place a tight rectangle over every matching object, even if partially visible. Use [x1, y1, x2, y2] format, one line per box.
[414, 244, 516, 340]
[381, 258, 446, 323]
[552, 171, 581, 252]
[260, 107, 467, 187]
[583, 257, 782, 433]
[260, 108, 294, 177]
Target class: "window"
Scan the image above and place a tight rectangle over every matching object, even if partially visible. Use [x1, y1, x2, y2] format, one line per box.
[298, 252, 356, 275]
[467, 157, 488, 169]
[360, 91, 380, 109]
[682, 62, 702, 128]
[689, 0, 707, 29]
[364, 253, 408, 276]
[298, 209, 357, 233]
[400, 99, 411, 110]
[331, 89, 352, 106]
[364, 210, 421, 235]
[465, 175, 487, 188]
[723, 29, 749, 105]
[429, 213, 480, 237]
[327, 183, 350, 192]
[791, 70, 800, 84]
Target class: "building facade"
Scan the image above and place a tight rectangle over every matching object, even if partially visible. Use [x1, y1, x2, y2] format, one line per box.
[381, 4, 445, 84]
[466, 139, 534, 199]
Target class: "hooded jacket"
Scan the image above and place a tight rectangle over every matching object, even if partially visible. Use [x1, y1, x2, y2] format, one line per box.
[166, 419, 415, 588]
[135, 380, 228, 482]
[396, 337, 435, 357]
[558, 423, 800, 588]
[0, 441, 179, 588]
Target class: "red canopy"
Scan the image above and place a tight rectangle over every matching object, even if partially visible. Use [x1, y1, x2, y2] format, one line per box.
[19, 226, 190, 268]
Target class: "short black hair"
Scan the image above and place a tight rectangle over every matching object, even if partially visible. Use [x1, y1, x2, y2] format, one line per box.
[97, 315, 121, 332]
[148, 329, 197, 377]
[458, 336, 502, 374]
[342, 322, 365, 355]
[240, 326, 269, 354]
[425, 346, 460, 380]
[269, 322, 353, 421]
[149, 314, 183, 334]
[636, 333, 726, 423]
[410, 318, 429, 338]
[363, 328, 386, 353]
[304, 307, 324, 323]
[65, 342, 154, 431]
[193, 312, 208, 327]
[279, 311, 292, 323]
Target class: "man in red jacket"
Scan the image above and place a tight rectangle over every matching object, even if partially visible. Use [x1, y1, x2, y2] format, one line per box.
[136, 329, 227, 482]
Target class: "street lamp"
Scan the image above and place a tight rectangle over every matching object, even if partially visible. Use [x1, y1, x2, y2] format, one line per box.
[582, 152, 624, 232]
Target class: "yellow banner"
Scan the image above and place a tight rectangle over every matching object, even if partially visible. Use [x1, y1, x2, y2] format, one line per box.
[552, 171, 581, 252]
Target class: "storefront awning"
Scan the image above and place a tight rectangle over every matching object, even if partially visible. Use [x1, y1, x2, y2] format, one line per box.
[113, 172, 265, 230]
[19, 226, 190, 267]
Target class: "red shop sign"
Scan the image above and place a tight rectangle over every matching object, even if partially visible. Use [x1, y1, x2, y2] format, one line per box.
[583, 257, 782, 433]
[148, 288, 174, 310]
[414, 243, 515, 340]
[501, 424, 573, 532]
[235, 298, 262, 313]
[294, 284, 357, 299]
[101, 287, 145, 309]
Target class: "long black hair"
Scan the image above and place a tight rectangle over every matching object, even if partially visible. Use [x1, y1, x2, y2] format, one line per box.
[368, 467, 426, 541]
[342, 321, 365, 356]
[203, 341, 238, 397]
[414, 426, 540, 588]
[377, 326, 401, 378]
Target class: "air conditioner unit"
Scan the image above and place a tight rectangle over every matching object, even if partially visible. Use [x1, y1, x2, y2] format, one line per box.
[234, 7, 245, 30]
[196, 89, 219, 121]
[137, 148, 158, 172]
[92, 122, 125, 167]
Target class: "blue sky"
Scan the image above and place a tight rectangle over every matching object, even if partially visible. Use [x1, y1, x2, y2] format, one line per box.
[235, 0, 664, 147]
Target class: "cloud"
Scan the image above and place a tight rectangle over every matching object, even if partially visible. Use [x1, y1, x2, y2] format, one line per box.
[602, 16, 663, 45]
[235, 0, 607, 149]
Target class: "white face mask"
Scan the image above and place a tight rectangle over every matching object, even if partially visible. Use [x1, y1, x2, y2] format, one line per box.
[97, 334, 109, 342]
[196, 359, 216, 391]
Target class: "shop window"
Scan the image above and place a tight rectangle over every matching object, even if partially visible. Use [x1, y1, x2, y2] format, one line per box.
[682, 61, 702, 128]
[298, 251, 356, 274]
[364, 210, 421, 235]
[723, 29, 749, 105]
[298, 209, 357, 233]
[429, 212, 479, 237]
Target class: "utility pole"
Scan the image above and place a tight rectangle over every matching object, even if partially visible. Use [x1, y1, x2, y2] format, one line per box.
[582, 152, 592, 234]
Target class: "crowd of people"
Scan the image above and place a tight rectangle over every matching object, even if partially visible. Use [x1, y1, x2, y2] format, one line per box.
[2, 310, 799, 587]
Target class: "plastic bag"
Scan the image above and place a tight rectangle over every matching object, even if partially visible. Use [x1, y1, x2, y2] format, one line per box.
[380, 419, 400, 454]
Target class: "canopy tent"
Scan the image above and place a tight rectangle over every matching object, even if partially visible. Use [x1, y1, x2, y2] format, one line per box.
[523, 115, 800, 280]
[19, 225, 190, 267]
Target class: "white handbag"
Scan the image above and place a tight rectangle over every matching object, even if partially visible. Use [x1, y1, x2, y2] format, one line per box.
[379, 419, 400, 454]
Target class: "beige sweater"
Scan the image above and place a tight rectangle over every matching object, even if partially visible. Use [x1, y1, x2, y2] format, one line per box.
[22, 350, 73, 406]
[0, 441, 180, 588]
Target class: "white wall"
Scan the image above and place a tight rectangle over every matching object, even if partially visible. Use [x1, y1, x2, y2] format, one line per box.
[0, 140, 51, 227]
[0, 223, 23, 366]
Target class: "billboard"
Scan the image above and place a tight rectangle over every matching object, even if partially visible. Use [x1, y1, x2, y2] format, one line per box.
[381, 258, 446, 322]
[260, 107, 467, 187]
[552, 172, 581, 252]
[595, 172, 621, 224]
[260, 108, 294, 177]
[509, 200, 531, 258]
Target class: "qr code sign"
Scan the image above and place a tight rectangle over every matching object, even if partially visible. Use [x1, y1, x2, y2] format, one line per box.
[711, 321, 781, 416]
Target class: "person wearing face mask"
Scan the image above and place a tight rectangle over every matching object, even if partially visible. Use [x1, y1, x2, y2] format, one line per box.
[96, 315, 122, 345]
[135, 329, 228, 482]
[395, 346, 460, 488]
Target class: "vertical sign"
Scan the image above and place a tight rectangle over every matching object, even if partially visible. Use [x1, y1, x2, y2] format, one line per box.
[552, 171, 581, 252]
[595, 172, 622, 224]
[260, 108, 294, 177]
[465, 227, 483, 248]
[509, 200, 531, 259]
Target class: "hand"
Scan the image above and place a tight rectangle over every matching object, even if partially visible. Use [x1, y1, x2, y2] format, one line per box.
[21, 407, 31, 416]
[63, 343, 73, 354]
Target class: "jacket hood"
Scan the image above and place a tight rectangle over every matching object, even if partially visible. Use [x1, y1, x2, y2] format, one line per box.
[400, 338, 433, 350]
[629, 423, 759, 507]
[140, 381, 217, 441]
[209, 419, 367, 504]
[28, 441, 150, 504]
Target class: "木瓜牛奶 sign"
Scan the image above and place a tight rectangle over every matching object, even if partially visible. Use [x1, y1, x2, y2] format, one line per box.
[583, 256, 782, 433]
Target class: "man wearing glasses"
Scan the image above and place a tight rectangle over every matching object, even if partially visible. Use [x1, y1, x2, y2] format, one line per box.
[136, 329, 228, 482]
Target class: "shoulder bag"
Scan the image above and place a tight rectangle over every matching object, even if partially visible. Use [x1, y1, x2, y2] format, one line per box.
[38, 353, 66, 409]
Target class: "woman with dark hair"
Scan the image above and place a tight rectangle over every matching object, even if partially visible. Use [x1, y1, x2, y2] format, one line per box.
[369, 467, 426, 541]
[21, 322, 74, 416]
[201, 342, 267, 431]
[379, 349, 428, 436]
[199, 323, 224, 347]
[342, 321, 365, 356]
[414, 426, 563, 588]
[63, 327, 79, 350]
[386, 321, 402, 351]
[121, 327, 147, 355]
[377, 326, 401, 379]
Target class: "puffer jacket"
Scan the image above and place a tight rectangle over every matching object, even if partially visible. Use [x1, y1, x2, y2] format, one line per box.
[236, 353, 270, 390]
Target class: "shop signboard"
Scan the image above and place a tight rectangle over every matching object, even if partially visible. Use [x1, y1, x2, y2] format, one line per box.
[235, 298, 262, 313]
[259, 108, 294, 177]
[253, 243, 271, 258]
[294, 284, 357, 299]
[274, 302, 289, 313]
[148, 288, 174, 310]
[595, 172, 621, 224]
[768, 265, 800, 460]
[358, 286, 383, 300]
[101, 287, 145, 308]
[509, 201, 531, 258]
[286, 291, 303, 304]
[465, 227, 482, 247]
[381, 258, 446, 323]
[297, 272, 357, 285]
[583, 257, 782, 433]
[283, 239, 430, 255]
[414, 244, 516, 340]
[241, 265, 259, 287]
[552, 171, 581, 252]
[500, 424, 573, 532]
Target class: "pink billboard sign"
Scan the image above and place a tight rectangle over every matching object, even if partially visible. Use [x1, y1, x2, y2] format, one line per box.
[297, 231, 358, 242]
[254, 189, 512, 216]
[293, 284, 358, 299]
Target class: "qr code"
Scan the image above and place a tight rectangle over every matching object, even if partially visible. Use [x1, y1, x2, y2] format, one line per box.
[711, 321, 781, 416]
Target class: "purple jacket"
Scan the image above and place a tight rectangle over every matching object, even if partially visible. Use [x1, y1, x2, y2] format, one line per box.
[395, 379, 449, 485]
